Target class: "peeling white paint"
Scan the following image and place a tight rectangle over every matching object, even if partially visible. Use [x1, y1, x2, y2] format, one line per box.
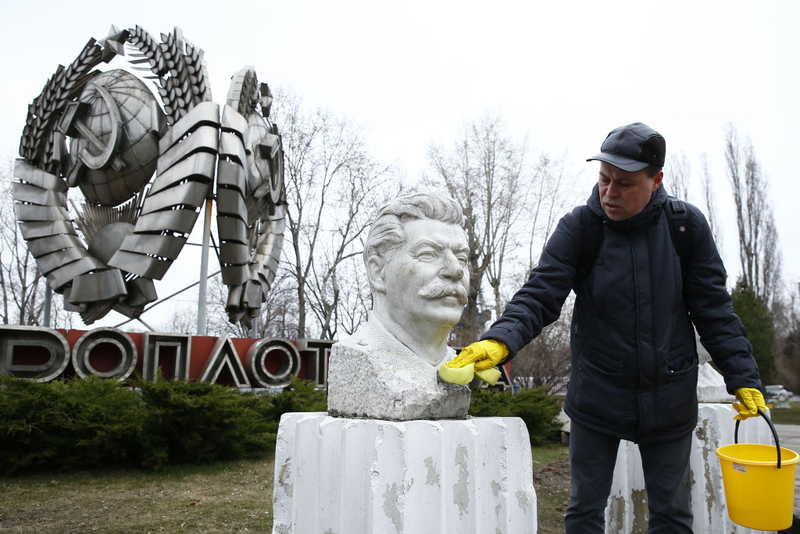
[452, 445, 470, 518]
[271, 413, 537, 533]
[424, 456, 440, 487]
[382, 482, 403, 532]
[516, 489, 530, 514]
[278, 458, 293, 498]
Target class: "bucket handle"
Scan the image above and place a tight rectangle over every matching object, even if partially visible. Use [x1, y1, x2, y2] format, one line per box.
[734, 409, 782, 469]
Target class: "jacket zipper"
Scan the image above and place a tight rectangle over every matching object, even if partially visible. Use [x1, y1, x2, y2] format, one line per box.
[630, 229, 645, 439]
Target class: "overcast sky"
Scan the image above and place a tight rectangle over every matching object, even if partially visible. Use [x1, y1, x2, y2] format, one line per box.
[0, 0, 797, 330]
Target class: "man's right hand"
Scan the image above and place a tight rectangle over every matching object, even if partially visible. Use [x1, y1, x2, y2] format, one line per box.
[438, 339, 509, 386]
[448, 339, 509, 371]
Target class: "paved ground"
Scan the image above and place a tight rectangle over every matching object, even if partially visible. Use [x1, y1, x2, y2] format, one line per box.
[776, 424, 800, 519]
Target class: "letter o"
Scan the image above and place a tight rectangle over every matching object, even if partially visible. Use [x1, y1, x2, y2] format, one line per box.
[72, 327, 137, 380]
[246, 338, 301, 388]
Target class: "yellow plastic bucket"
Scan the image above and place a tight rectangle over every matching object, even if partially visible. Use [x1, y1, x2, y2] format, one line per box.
[716, 410, 799, 531]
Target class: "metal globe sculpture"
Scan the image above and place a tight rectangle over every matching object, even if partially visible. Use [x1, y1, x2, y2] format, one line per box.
[62, 69, 166, 206]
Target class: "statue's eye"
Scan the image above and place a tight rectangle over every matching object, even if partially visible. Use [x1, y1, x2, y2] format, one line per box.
[415, 250, 437, 261]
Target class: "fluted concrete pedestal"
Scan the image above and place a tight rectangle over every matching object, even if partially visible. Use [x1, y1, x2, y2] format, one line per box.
[272, 413, 537, 533]
[606, 403, 776, 533]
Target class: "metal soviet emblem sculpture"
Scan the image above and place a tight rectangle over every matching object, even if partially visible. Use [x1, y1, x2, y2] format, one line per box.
[14, 25, 285, 327]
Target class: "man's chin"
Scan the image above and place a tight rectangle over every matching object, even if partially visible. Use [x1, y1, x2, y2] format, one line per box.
[603, 205, 628, 221]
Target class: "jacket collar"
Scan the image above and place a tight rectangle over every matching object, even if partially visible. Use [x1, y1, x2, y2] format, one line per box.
[587, 183, 669, 231]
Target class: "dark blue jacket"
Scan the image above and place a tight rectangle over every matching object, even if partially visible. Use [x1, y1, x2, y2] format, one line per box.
[482, 185, 762, 443]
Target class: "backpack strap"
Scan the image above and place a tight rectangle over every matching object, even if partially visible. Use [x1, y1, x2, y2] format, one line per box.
[664, 197, 693, 278]
[575, 198, 693, 283]
[575, 206, 604, 283]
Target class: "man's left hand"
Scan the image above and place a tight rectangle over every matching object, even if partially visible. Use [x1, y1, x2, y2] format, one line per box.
[732, 388, 768, 420]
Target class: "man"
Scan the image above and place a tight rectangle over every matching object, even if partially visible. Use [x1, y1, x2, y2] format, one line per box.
[440, 122, 766, 532]
[327, 192, 473, 420]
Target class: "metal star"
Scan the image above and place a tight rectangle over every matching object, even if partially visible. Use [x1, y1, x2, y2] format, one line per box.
[99, 24, 129, 62]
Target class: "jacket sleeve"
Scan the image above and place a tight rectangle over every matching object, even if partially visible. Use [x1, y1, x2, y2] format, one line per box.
[480, 207, 581, 359]
[684, 205, 763, 392]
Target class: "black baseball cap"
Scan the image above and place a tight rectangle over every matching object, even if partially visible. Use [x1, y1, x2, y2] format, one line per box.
[587, 122, 666, 172]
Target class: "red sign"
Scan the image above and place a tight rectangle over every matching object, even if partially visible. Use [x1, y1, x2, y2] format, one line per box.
[0, 325, 333, 388]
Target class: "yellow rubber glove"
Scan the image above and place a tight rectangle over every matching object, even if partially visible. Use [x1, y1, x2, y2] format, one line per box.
[732, 388, 768, 420]
[438, 339, 509, 386]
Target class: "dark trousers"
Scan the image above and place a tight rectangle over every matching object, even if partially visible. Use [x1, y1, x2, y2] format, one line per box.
[564, 420, 693, 533]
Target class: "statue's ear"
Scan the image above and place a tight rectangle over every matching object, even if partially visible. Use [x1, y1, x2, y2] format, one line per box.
[366, 255, 387, 293]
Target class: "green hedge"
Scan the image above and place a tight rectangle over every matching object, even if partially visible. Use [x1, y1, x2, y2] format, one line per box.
[0, 375, 145, 473]
[469, 386, 563, 444]
[1, 375, 560, 474]
[0, 375, 326, 474]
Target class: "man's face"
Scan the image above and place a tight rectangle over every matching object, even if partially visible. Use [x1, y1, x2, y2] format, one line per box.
[598, 162, 663, 221]
[378, 218, 470, 332]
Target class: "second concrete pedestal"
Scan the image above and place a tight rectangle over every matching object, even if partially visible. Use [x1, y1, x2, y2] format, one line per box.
[606, 403, 777, 533]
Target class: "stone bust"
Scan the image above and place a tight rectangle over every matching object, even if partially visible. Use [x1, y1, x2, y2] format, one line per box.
[327, 193, 472, 420]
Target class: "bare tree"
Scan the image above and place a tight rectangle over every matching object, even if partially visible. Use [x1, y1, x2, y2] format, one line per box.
[699, 153, 723, 248]
[0, 198, 43, 325]
[204, 270, 299, 339]
[157, 304, 198, 335]
[334, 257, 372, 337]
[524, 153, 578, 272]
[0, 159, 71, 328]
[776, 283, 800, 392]
[272, 88, 395, 340]
[665, 151, 691, 202]
[504, 246, 575, 394]
[426, 115, 582, 352]
[510, 304, 572, 393]
[725, 125, 782, 307]
[305, 157, 395, 340]
[426, 114, 533, 343]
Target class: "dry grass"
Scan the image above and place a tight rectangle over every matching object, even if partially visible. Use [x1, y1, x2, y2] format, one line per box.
[770, 402, 800, 425]
[0, 457, 274, 533]
[532, 442, 571, 533]
[0, 443, 572, 533]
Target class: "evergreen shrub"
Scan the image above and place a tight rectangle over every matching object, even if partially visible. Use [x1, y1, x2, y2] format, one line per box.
[469, 386, 562, 444]
[137, 380, 276, 470]
[0, 376, 144, 474]
[0, 375, 326, 474]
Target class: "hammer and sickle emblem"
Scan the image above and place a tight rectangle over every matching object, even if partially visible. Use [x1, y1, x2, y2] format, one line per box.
[59, 81, 126, 186]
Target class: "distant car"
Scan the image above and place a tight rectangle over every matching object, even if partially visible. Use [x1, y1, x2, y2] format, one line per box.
[765, 384, 793, 409]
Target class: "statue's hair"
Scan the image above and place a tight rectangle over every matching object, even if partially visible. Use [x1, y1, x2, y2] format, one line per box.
[364, 193, 465, 264]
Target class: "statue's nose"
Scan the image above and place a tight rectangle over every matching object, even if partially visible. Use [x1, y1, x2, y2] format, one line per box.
[441, 251, 464, 280]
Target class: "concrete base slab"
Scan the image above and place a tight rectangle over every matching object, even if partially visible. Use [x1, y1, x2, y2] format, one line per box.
[272, 413, 537, 533]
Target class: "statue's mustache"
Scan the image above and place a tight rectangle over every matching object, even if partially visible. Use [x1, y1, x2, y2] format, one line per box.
[418, 283, 468, 305]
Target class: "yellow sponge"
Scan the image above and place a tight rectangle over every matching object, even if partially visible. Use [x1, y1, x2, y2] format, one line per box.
[475, 368, 502, 386]
[438, 362, 475, 385]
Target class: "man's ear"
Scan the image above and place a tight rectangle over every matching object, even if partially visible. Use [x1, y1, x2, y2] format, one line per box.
[366, 255, 387, 293]
[652, 170, 664, 191]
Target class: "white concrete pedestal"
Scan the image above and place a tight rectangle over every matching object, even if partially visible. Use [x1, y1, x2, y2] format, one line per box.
[606, 403, 777, 533]
[272, 413, 537, 533]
